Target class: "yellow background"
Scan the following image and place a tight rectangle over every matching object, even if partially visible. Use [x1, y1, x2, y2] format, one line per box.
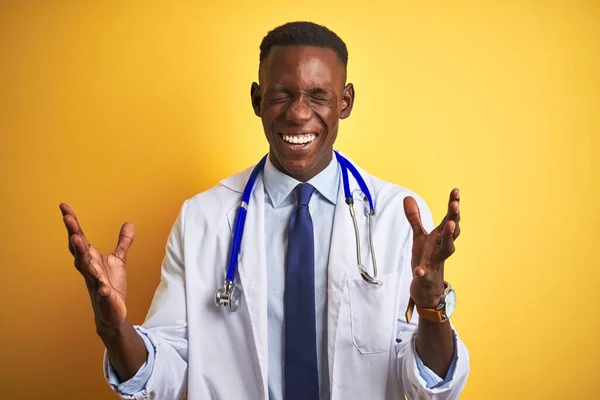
[1, 1, 598, 399]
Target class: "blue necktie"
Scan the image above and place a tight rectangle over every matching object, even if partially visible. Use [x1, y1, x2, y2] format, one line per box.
[285, 183, 319, 400]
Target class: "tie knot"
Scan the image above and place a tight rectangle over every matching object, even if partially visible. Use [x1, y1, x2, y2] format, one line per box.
[295, 183, 315, 206]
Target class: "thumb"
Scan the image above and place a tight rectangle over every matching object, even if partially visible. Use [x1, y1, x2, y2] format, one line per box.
[113, 222, 136, 263]
[403, 196, 427, 238]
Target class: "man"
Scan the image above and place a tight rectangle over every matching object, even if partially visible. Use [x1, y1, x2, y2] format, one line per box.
[60, 22, 469, 399]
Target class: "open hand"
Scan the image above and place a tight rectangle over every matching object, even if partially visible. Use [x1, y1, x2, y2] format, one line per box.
[403, 189, 461, 308]
[60, 203, 135, 333]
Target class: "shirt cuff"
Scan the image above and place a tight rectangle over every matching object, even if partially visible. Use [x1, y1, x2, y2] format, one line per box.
[413, 329, 459, 389]
[105, 326, 156, 396]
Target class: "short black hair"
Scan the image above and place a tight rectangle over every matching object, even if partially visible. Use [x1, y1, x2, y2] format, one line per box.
[259, 21, 348, 76]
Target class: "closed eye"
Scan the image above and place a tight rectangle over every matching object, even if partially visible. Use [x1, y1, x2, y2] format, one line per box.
[268, 93, 290, 104]
[267, 91, 291, 104]
[309, 88, 330, 103]
[270, 96, 290, 103]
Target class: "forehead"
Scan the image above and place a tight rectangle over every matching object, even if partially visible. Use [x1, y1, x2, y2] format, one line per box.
[260, 46, 345, 89]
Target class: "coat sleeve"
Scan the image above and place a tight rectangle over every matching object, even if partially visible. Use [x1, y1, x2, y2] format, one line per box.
[103, 200, 190, 400]
[394, 193, 470, 399]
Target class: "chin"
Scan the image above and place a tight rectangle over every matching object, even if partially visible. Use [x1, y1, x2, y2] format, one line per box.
[281, 158, 314, 178]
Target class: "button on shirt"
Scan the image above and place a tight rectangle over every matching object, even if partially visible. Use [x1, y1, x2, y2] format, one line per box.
[105, 153, 457, 398]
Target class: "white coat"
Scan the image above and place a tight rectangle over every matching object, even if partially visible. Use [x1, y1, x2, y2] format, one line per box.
[104, 156, 470, 400]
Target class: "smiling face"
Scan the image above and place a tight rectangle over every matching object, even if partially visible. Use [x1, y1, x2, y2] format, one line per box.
[251, 45, 354, 182]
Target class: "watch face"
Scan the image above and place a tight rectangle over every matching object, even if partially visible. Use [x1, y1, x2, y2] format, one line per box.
[445, 290, 457, 318]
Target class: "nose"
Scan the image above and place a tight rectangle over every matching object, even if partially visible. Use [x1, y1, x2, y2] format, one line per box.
[285, 95, 312, 123]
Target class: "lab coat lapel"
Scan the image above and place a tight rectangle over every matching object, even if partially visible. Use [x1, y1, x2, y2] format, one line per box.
[225, 174, 269, 399]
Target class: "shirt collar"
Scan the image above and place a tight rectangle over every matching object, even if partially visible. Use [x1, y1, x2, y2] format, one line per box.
[263, 153, 339, 208]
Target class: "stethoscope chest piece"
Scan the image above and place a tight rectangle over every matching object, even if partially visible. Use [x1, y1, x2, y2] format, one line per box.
[215, 281, 242, 312]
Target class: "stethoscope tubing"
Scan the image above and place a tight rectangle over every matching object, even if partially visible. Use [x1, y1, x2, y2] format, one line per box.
[217, 151, 380, 312]
[225, 155, 268, 282]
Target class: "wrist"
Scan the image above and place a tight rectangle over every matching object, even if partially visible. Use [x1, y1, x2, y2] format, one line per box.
[96, 318, 131, 341]
[406, 282, 456, 324]
[413, 294, 443, 309]
[411, 284, 445, 309]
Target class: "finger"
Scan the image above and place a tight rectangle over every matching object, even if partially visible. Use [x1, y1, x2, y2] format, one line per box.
[60, 203, 82, 234]
[60, 203, 91, 248]
[63, 215, 92, 256]
[440, 220, 456, 259]
[63, 215, 76, 255]
[447, 199, 461, 240]
[113, 222, 136, 263]
[447, 188, 461, 239]
[59, 202, 71, 217]
[413, 265, 427, 278]
[447, 190, 459, 219]
[448, 188, 460, 204]
[71, 234, 102, 280]
[437, 189, 460, 238]
[452, 202, 461, 240]
[70, 234, 91, 272]
[403, 196, 427, 237]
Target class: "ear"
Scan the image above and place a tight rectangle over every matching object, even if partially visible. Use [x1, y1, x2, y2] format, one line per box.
[340, 83, 354, 119]
[250, 82, 261, 117]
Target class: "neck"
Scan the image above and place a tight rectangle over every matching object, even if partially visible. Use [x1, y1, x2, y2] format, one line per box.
[269, 152, 333, 182]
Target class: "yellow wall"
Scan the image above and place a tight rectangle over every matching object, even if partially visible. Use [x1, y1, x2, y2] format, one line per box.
[1, 1, 598, 399]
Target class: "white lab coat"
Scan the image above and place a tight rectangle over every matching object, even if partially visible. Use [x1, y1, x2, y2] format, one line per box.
[104, 156, 470, 400]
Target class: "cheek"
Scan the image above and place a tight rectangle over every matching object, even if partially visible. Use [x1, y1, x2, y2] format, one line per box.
[314, 106, 338, 132]
[261, 106, 282, 130]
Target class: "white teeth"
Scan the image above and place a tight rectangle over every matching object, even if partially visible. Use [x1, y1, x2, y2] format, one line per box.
[282, 134, 317, 144]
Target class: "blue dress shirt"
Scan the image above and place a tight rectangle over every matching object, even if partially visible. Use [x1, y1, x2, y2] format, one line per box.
[106, 154, 458, 398]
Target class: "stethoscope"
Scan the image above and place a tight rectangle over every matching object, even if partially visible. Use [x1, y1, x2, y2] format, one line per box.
[215, 151, 381, 312]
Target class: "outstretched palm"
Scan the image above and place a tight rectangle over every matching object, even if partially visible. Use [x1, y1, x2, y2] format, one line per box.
[60, 203, 135, 331]
[403, 189, 461, 308]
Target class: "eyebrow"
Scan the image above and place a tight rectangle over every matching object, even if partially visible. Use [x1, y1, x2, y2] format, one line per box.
[308, 87, 330, 96]
[265, 87, 289, 94]
[265, 86, 332, 96]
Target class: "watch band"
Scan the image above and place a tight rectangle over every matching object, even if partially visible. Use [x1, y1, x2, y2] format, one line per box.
[405, 297, 416, 323]
[405, 282, 450, 324]
[415, 304, 446, 323]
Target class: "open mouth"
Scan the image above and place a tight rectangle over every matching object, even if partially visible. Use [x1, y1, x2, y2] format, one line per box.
[279, 133, 318, 147]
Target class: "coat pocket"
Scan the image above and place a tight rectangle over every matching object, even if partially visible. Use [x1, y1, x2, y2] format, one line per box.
[347, 272, 398, 354]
